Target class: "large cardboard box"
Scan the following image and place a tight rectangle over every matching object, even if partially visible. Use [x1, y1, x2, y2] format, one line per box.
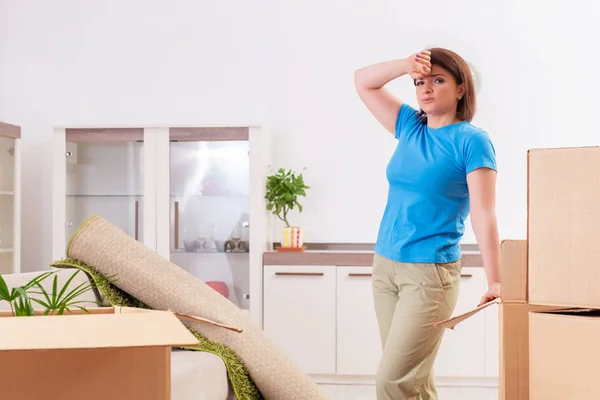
[529, 309, 600, 400]
[0, 306, 199, 400]
[528, 146, 600, 308]
[501, 239, 528, 302]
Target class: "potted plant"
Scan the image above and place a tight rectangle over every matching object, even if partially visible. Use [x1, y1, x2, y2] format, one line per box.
[265, 167, 310, 251]
[0, 270, 101, 316]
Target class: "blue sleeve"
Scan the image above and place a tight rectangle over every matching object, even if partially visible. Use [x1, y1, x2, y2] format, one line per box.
[394, 103, 420, 140]
[464, 131, 497, 174]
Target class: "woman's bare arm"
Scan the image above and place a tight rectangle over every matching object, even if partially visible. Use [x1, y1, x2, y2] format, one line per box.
[354, 52, 430, 134]
[467, 168, 502, 305]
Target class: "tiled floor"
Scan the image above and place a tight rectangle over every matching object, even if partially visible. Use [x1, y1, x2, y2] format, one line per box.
[319, 384, 498, 400]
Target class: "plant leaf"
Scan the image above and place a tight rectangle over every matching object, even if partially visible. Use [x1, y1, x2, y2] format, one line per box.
[52, 275, 58, 306]
[0, 275, 10, 301]
[56, 270, 81, 302]
[22, 271, 55, 290]
[34, 281, 53, 307]
[61, 282, 96, 304]
[13, 288, 35, 317]
[30, 298, 52, 309]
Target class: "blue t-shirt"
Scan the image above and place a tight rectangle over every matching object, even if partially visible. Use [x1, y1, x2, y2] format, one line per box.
[374, 103, 497, 263]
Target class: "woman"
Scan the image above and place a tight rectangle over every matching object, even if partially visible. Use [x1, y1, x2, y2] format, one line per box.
[354, 48, 501, 399]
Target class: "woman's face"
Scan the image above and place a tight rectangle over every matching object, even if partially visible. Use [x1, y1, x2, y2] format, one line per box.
[415, 64, 465, 117]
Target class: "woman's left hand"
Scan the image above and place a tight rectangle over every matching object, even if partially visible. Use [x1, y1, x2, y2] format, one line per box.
[478, 282, 501, 306]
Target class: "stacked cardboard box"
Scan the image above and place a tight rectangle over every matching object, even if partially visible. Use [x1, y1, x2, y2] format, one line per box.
[527, 146, 600, 400]
[433, 146, 599, 399]
[498, 240, 558, 400]
[434, 240, 555, 399]
[498, 239, 529, 400]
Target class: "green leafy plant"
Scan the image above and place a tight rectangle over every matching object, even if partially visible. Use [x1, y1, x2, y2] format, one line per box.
[0, 270, 102, 317]
[265, 167, 310, 227]
[12, 287, 35, 316]
[0, 271, 54, 317]
[28, 270, 103, 315]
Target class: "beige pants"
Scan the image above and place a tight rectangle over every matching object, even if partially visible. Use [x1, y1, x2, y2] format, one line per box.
[371, 253, 461, 400]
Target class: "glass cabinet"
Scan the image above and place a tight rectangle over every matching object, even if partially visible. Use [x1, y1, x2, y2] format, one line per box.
[0, 122, 21, 275]
[63, 129, 145, 248]
[168, 128, 252, 310]
[53, 125, 271, 322]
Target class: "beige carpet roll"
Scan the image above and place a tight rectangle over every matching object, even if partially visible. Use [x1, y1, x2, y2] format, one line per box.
[67, 216, 328, 400]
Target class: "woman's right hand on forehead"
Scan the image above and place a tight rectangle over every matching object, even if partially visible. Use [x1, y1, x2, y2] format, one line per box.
[409, 50, 432, 80]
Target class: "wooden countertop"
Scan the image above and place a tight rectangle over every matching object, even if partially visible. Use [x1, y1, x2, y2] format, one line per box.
[263, 250, 483, 267]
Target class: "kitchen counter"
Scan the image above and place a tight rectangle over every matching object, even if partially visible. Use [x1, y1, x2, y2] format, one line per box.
[263, 249, 483, 267]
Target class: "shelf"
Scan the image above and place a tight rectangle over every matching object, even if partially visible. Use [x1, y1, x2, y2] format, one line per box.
[0, 248, 14, 254]
[170, 193, 248, 197]
[64, 194, 248, 198]
[170, 249, 249, 255]
[66, 194, 143, 198]
[0, 191, 14, 196]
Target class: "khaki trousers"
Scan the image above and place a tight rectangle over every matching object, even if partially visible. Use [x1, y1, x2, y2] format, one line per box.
[371, 253, 461, 400]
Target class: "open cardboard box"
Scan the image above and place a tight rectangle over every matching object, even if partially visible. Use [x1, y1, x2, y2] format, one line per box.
[0, 306, 200, 400]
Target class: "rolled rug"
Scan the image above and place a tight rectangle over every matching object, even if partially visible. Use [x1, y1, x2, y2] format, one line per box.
[66, 216, 329, 400]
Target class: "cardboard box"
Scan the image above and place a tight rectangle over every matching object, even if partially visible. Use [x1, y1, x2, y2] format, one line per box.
[528, 146, 600, 308]
[529, 308, 600, 400]
[0, 306, 199, 400]
[501, 239, 528, 302]
[499, 303, 559, 400]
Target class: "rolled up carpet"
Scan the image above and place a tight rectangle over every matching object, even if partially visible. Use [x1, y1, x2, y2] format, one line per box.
[66, 215, 329, 400]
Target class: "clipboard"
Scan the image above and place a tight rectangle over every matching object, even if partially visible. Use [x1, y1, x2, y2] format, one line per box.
[432, 298, 502, 329]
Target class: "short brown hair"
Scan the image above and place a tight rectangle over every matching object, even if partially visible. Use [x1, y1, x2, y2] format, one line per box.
[416, 47, 476, 124]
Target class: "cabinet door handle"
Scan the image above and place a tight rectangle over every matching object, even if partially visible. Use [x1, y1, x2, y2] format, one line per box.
[461, 273, 473, 278]
[275, 272, 324, 277]
[174, 201, 179, 250]
[348, 273, 372, 277]
[134, 200, 139, 240]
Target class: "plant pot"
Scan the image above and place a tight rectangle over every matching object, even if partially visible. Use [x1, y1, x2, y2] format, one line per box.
[281, 226, 304, 249]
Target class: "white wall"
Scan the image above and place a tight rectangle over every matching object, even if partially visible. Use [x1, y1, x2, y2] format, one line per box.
[0, 0, 599, 271]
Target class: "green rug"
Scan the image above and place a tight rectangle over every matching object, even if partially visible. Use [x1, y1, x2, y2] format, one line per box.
[51, 258, 264, 400]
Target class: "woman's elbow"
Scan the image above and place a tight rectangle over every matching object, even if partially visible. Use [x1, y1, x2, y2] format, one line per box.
[354, 69, 366, 90]
[470, 206, 497, 224]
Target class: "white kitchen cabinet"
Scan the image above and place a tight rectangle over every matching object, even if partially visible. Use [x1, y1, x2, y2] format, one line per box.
[262, 263, 499, 385]
[263, 265, 337, 375]
[52, 125, 271, 324]
[0, 122, 21, 274]
[434, 267, 487, 378]
[336, 266, 382, 375]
